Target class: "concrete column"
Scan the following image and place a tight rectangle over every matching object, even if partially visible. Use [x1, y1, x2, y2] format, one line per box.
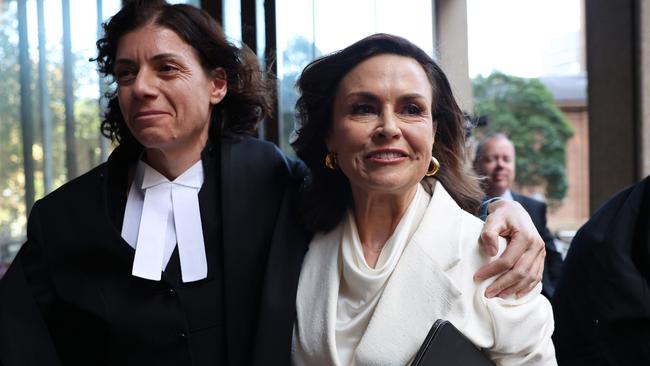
[586, 0, 643, 212]
[640, 0, 650, 177]
[436, 0, 473, 112]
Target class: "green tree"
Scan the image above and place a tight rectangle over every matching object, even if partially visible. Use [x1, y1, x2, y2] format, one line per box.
[472, 71, 574, 204]
[0, 3, 29, 244]
[0, 1, 104, 259]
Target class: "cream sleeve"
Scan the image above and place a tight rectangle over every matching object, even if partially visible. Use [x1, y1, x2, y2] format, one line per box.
[481, 280, 557, 366]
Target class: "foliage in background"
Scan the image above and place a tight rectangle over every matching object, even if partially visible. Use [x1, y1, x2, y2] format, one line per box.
[472, 71, 574, 204]
[0, 1, 105, 251]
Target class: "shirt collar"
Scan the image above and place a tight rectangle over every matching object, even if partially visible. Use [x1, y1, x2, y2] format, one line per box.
[139, 159, 204, 190]
[499, 189, 514, 201]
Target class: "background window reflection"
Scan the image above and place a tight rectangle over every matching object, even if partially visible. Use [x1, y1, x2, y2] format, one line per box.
[276, 0, 434, 153]
[0, 0, 123, 269]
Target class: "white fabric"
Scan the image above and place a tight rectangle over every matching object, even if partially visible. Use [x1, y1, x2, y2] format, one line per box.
[499, 189, 514, 201]
[122, 159, 208, 282]
[293, 180, 557, 366]
[335, 184, 430, 366]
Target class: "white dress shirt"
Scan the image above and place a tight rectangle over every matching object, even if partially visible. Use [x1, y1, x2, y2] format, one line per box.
[498, 189, 514, 201]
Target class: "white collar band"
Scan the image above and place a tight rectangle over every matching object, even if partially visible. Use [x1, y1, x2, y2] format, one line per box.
[123, 159, 208, 283]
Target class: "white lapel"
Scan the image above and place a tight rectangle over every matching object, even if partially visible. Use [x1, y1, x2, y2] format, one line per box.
[355, 182, 466, 365]
[293, 224, 343, 365]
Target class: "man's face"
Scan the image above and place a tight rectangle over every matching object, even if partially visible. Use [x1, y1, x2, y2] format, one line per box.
[475, 137, 516, 196]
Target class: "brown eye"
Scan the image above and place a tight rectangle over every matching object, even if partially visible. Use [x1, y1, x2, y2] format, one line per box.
[115, 69, 136, 85]
[351, 104, 375, 115]
[403, 103, 423, 115]
[159, 64, 179, 73]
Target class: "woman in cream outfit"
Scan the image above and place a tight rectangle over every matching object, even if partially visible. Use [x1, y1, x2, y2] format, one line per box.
[290, 34, 556, 365]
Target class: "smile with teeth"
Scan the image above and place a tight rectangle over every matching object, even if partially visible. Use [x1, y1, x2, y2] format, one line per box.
[366, 150, 407, 162]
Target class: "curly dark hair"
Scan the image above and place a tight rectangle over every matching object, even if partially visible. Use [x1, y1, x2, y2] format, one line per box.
[292, 33, 482, 233]
[93, 0, 272, 145]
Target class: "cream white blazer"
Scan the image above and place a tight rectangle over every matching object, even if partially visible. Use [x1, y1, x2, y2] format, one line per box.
[292, 181, 557, 366]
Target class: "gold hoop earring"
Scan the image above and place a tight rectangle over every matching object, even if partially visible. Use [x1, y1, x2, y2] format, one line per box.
[425, 156, 440, 176]
[325, 152, 338, 170]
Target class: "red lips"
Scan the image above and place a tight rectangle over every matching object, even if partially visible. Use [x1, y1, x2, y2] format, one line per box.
[365, 148, 408, 163]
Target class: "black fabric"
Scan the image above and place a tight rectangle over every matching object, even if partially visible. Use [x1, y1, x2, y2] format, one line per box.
[0, 134, 310, 366]
[552, 176, 650, 366]
[511, 193, 563, 298]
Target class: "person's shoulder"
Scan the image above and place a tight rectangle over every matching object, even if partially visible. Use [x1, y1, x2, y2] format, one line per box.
[222, 133, 307, 180]
[577, 176, 650, 242]
[35, 163, 108, 209]
[458, 208, 485, 241]
[222, 133, 285, 154]
[30, 143, 137, 220]
[35, 141, 140, 207]
[592, 176, 650, 221]
[435, 186, 506, 276]
[430, 182, 486, 249]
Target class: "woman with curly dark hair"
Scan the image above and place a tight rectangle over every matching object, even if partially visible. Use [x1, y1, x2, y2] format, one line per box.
[0, 1, 307, 365]
[0, 2, 547, 365]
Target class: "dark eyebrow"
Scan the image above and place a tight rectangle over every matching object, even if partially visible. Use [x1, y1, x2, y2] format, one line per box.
[114, 53, 181, 67]
[114, 58, 136, 68]
[345, 91, 428, 102]
[346, 91, 378, 100]
[398, 93, 428, 101]
[345, 91, 379, 103]
[150, 53, 180, 62]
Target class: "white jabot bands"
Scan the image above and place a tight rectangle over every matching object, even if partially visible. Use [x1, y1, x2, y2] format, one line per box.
[123, 160, 207, 283]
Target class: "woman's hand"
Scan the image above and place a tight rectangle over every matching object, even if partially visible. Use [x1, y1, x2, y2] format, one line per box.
[474, 200, 546, 298]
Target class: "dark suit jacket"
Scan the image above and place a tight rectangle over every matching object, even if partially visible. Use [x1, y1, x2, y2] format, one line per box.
[511, 193, 563, 299]
[0, 134, 310, 366]
[552, 176, 650, 366]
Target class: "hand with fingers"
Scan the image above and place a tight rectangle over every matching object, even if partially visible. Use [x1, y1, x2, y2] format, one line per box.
[474, 199, 546, 299]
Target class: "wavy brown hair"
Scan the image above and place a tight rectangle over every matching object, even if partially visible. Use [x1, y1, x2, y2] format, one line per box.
[292, 33, 482, 233]
[93, 0, 272, 145]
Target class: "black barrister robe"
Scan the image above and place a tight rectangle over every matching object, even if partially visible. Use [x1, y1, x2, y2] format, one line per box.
[552, 176, 650, 365]
[511, 193, 563, 298]
[0, 133, 310, 366]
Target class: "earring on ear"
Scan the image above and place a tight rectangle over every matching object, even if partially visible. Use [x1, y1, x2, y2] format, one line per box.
[425, 155, 440, 176]
[325, 152, 338, 170]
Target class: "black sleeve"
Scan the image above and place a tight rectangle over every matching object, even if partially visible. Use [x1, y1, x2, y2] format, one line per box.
[286, 155, 309, 183]
[0, 203, 62, 366]
[552, 179, 650, 365]
[538, 202, 563, 298]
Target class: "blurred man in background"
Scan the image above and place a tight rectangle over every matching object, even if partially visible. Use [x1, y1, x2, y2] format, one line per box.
[474, 133, 563, 298]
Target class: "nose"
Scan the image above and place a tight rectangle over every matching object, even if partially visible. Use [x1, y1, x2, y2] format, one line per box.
[132, 68, 158, 100]
[374, 111, 401, 140]
[495, 158, 510, 172]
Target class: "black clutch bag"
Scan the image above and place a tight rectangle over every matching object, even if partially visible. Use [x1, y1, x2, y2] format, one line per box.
[412, 319, 495, 366]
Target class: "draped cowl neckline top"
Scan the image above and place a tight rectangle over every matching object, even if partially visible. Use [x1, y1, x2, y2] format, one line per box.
[335, 183, 431, 365]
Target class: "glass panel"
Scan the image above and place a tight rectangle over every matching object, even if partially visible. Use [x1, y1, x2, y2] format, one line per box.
[222, 0, 242, 45]
[0, 0, 121, 272]
[275, 0, 434, 154]
[169, 0, 200, 6]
